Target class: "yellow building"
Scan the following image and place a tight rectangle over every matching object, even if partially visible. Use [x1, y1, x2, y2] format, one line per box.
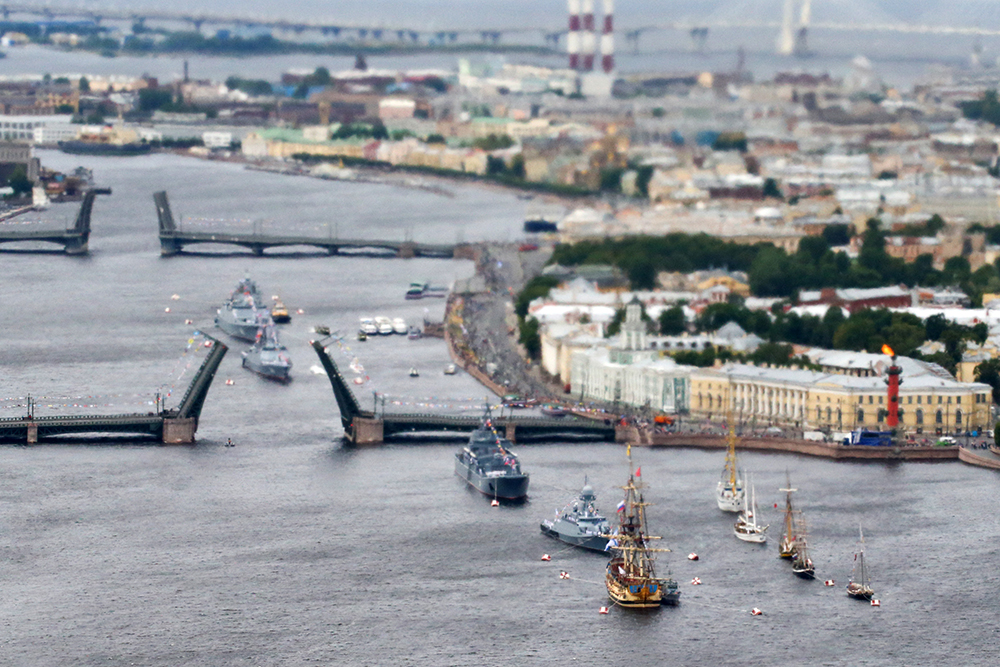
[691, 363, 991, 435]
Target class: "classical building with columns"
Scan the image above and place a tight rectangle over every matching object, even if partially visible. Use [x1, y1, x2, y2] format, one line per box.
[690, 363, 992, 435]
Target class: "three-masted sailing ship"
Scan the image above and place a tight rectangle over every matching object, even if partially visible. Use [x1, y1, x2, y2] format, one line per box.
[778, 473, 798, 559]
[716, 427, 745, 512]
[846, 525, 875, 600]
[733, 480, 768, 543]
[605, 447, 680, 608]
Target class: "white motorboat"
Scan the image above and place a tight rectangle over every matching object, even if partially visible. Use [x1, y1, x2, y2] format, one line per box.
[359, 317, 378, 336]
[717, 427, 745, 512]
[392, 317, 408, 335]
[734, 480, 768, 543]
[374, 316, 394, 335]
[409, 367, 420, 377]
[444, 364, 456, 375]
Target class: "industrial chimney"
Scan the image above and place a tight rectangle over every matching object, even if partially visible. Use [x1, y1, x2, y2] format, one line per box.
[601, 0, 614, 74]
[567, 0, 581, 70]
[581, 0, 596, 72]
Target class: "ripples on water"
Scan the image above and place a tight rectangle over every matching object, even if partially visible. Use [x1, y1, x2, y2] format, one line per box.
[1, 153, 998, 665]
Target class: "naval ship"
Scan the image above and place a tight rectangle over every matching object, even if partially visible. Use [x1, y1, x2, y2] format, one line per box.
[455, 410, 529, 500]
[241, 322, 292, 382]
[540, 479, 611, 552]
[215, 277, 268, 342]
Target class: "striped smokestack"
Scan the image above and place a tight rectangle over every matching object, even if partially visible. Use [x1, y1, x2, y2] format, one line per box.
[601, 0, 614, 73]
[581, 0, 595, 72]
[568, 0, 581, 70]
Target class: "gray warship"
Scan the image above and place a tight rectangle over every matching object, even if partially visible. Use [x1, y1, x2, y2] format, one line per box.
[215, 277, 268, 342]
[241, 322, 292, 382]
[540, 479, 612, 553]
[455, 410, 529, 500]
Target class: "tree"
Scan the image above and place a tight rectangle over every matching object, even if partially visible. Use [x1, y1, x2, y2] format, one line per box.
[975, 358, 1000, 403]
[519, 317, 541, 359]
[138, 87, 173, 112]
[5, 165, 32, 196]
[832, 318, 877, 351]
[78, 76, 90, 92]
[658, 305, 686, 335]
[762, 177, 783, 199]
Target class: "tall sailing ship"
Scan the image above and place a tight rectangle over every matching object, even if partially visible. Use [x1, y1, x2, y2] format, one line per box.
[791, 517, 816, 579]
[716, 427, 745, 512]
[605, 448, 680, 608]
[846, 526, 875, 600]
[778, 473, 798, 559]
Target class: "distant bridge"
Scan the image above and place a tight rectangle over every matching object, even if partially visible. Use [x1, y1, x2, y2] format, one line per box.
[311, 337, 616, 444]
[154, 191, 473, 259]
[0, 334, 228, 444]
[0, 188, 111, 255]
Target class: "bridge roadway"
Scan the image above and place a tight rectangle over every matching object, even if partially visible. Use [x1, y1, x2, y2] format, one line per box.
[310, 338, 616, 444]
[0, 334, 228, 445]
[0, 188, 111, 255]
[154, 191, 469, 258]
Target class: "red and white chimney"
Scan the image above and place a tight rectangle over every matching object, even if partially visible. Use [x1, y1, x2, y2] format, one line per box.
[601, 0, 614, 73]
[581, 0, 596, 72]
[567, 0, 581, 71]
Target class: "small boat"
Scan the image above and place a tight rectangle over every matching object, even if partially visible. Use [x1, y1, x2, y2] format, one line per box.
[541, 404, 567, 417]
[392, 317, 408, 335]
[791, 518, 816, 579]
[270, 299, 291, 323]
[357, 331, 367, 341]
[716, 427, 745, 512]
[374, 316, 394, 336]
[359, 317, 377, 336]
[313, 325, 330, 336]
[846, 526, 875, 600]
[409, 367, 419, 377]
[405, 281, 427, 300]
[407, 326, 422, 340]
[778, 472, 798, 559]
[444, 364, 457, 375]
[604, 448, 680, 608]
[734, 480, 768, 543]
[540, 478, 612, 553]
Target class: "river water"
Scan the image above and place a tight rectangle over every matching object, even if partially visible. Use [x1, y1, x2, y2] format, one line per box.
[1, 153, 998, 665]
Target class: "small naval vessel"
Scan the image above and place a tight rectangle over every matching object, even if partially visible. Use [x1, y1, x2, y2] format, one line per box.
[241, 321, 292, 382]
[540, 479, 611, 552]
[216, 277, 268, 342]
[455, 409, 529, 500]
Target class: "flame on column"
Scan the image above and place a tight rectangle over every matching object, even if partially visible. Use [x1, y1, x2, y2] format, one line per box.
[881, 344, 895, 357]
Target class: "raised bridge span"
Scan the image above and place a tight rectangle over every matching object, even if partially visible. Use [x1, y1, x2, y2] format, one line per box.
[0, 188, 112, 255]
[0, 335, 228, 444]
[154, 191, 473, 259]
[311, 338, 616, 444]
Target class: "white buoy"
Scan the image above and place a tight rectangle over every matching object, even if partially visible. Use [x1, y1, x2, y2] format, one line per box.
[751, 608, 763, 616]
[297, 309, 305, 314]
[559, 571, 570, 579]
[490, 499, 500, 507]
[185, 319, 193, 325]
[171, 294, 180, 300]
[541, 554, 552, 561]
[687, 553, 699, 561]
[691, 577, 701, 585]
[871, 599, 881, 607]
[225, 379, 235, 386]
[598, 606, 609, 614]
[824, 579, 835, 586]
[164, 307, 171, 313]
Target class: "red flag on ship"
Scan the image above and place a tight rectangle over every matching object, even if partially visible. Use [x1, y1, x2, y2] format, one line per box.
[635, 467, 641, 477]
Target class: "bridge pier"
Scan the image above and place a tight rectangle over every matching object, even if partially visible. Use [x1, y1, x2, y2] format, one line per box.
[251, 245, 265, 256]
[351, 417, 384, 445]
[398, 242, 416, 259]
[160, 239, 182, 256]
[505, 423, 517, 443]
[453, 244, 477, 261]
[64, 238, 88, 255]
[26, 422, 37, 444]
[162, 417, 196, 444]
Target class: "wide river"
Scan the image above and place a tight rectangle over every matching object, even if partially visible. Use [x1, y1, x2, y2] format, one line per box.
[1, 152, 998, 665]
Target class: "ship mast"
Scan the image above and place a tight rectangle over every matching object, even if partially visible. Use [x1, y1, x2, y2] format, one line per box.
[723, 426, 738, 488]
[779, 470, 797, 544]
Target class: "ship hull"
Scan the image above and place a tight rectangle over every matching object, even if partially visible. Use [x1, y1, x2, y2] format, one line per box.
[792, 566, 816, 579]
[216, 313, 260, 342]
[242, 355, 291, 382]
[606, 570, 669, 608]
[58, 141, 152, 156]
[539, 521, 610, 553]
[454, 457, 528, 500]
[846, 584, 874, 600]
[716, 483, 744, 512]
[734, 527, 767, 543]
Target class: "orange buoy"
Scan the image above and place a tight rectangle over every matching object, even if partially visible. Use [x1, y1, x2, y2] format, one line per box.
[598, 606, 609, 614]
[541, 554, 552, 561]
[687, 553, 699, 561]
[871, 599, 881, 607]
[751, 608, 763, 616]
